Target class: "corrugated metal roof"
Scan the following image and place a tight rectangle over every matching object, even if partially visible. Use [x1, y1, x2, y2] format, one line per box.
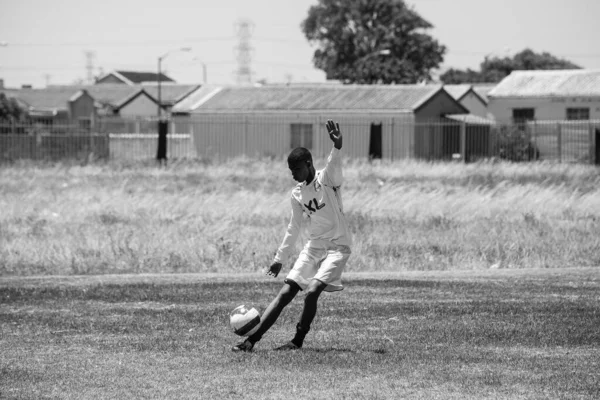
[44, 84, 141, 105]
[142, 84, 200, 105]
[1, 87, 87, 110]
[181, 84, 443, 112]
[171, 85, 223, 113]
[488, 69, 600, 98]
[3, 84, 198, 113]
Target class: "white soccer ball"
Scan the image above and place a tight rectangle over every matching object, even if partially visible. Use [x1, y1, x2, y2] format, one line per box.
[229, 305, 261, 337]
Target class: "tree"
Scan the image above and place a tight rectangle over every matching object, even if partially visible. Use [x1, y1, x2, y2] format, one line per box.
[301, 0, 446, 84]
[440, 48, 581, 84]
[0, 93, 24, 121]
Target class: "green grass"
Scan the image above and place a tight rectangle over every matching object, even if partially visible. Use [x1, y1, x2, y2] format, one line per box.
[1, 269, 599, 399]
[1, 158, 599, 275]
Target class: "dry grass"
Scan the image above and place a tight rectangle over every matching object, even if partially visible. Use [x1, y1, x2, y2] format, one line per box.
[1, 157, 599, 276]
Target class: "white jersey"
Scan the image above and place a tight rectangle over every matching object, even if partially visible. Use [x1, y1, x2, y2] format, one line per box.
[274, 147, 352, 264]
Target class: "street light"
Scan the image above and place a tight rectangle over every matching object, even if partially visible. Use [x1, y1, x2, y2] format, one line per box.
[157, 47, 191, 119]
[191, 57, 208, 84]
[156, 47, 191, 165]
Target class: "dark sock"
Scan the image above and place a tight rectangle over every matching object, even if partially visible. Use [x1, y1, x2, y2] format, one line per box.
[291, 324, 309, 348]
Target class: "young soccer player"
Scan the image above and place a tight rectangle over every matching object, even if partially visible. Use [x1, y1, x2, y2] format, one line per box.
[232, 119, 352, 352]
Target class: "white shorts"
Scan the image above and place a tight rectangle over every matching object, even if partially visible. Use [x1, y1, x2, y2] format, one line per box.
[285, 241, 351, 292]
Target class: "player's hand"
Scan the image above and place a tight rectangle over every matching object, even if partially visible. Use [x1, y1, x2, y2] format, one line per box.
[326, 119, 342, 149]
[265, 262, 282, 278]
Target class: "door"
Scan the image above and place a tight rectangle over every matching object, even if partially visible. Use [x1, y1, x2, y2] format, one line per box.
[369, 123, 382, 159]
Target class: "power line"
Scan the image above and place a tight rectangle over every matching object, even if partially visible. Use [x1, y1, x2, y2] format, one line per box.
[4, 37, 236, 47]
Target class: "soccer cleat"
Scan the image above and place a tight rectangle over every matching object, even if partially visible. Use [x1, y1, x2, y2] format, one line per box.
[274, 341, 300, 351]
[231, 340, 254, 352]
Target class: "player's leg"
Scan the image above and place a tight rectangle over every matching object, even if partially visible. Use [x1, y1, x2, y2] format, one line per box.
[276, 245, 351, 350]
[291, 279, 328, 349]
[232, 281, 300, 352]
[248, 281, 300, 343]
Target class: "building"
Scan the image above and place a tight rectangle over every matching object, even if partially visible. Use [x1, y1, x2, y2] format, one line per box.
[1, 83, 201, 121]
[488, 70, 600, 163]
[172, 84, 471, 160]
[444, 84, 489, 118]
[487, 69, 600, 122]
[95, 70, 175, 85]
[1, 86, 95, 123]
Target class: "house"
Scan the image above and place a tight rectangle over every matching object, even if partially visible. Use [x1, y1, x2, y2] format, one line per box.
[172, 84, 472, 160]
[444, 84, 489, 118]
[1, 86, 95, 123]
[487, 69, 600, 122]
[488, 70, 600, 163]
[95, 70, 175, 85]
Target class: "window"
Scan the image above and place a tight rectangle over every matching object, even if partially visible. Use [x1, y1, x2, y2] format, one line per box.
[566, 108, 590, 120]
[512, 108, 535, 131]
[290, 123, 313, 149]
[512, 108, 535, 124]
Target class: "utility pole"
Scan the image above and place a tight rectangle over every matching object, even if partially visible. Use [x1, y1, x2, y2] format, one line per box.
[85, 51, 96, 84]
[234, 19, 254, 85]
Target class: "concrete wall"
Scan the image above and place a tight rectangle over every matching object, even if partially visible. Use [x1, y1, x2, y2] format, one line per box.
[488, 96, 600, 122]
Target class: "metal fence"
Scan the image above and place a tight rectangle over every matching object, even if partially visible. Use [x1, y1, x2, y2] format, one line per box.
[1, 117, 598, 164]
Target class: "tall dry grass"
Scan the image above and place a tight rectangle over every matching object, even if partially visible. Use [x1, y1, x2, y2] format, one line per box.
[1, 157, 599, 276]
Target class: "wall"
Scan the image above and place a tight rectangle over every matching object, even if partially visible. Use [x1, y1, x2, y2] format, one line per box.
[119, 94, 158, 117]
[459, 92, 489, 118]
[415, 90, 467, 122]
[413, 90, 467, 159]
[69, 92, 96, 120]
[488, 97, 600, 122]
[185, 111, 415, 160]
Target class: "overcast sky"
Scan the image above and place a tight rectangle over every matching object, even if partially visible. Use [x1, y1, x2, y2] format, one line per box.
[1, 0, 599, 88]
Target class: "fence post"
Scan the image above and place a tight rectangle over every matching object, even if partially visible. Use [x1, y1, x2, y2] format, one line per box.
[589, 121, 594, 165]
[532, 120, 537, 159]
[557, 122, 562, 163]
[243, 115, 248, 157]
[460, 120, 466, 163]
[390, 118, 395, 161]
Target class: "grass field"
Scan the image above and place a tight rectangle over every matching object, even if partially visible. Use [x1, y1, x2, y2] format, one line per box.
[1, 268, 599, 399]
[1, 158, 599, 398]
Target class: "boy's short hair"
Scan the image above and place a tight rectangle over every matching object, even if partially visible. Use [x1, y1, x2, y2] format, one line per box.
[288, 147, 313, 164]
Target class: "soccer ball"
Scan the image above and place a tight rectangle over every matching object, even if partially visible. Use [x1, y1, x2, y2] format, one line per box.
[229, 305, 261, 337]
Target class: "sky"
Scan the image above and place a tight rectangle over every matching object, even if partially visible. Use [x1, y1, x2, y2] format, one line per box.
[1, 0, 599, 88]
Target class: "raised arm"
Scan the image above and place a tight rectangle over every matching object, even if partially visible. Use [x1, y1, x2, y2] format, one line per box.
[326, 119, 342, 150]
[322, 119, 344, 187]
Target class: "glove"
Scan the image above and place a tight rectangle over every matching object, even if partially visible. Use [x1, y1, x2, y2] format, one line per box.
[265, 262, 282, 278]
